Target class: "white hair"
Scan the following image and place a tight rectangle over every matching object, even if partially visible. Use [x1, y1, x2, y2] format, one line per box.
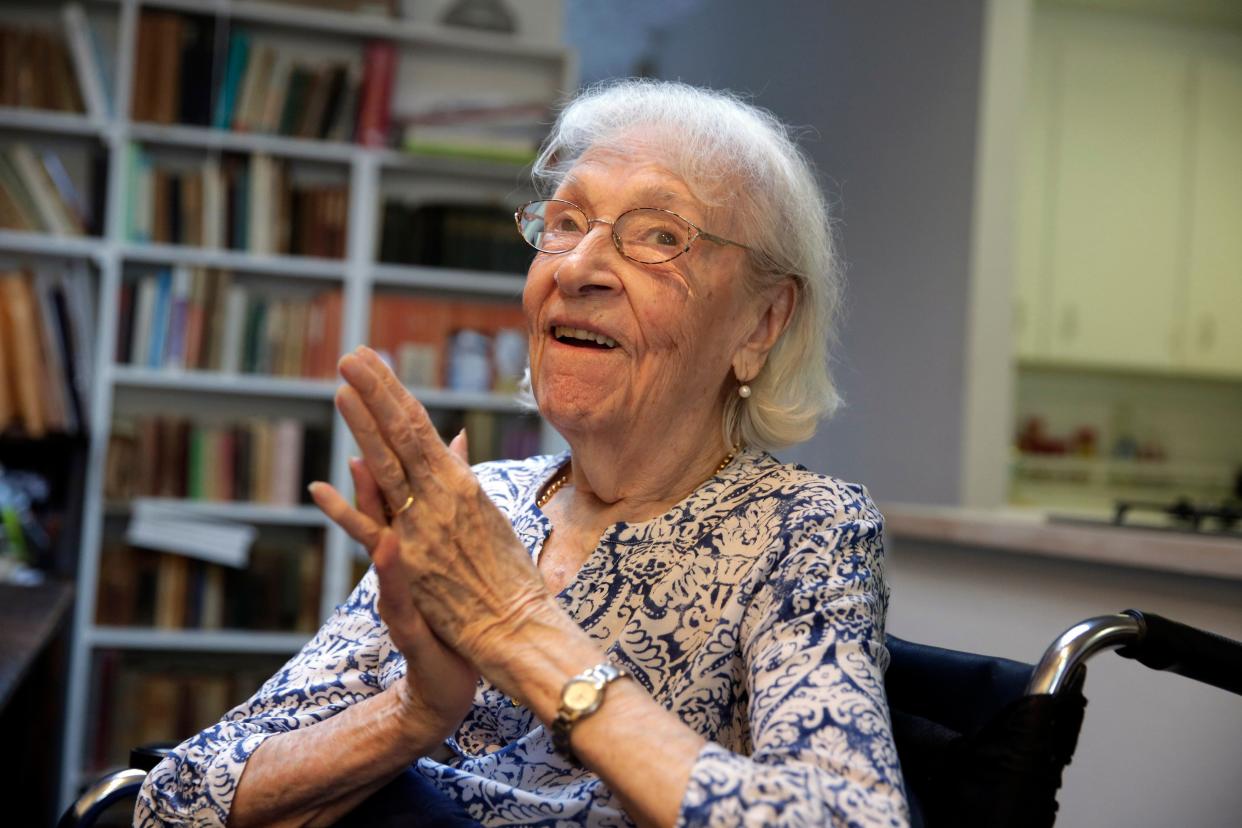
[528, 78, 842, 450]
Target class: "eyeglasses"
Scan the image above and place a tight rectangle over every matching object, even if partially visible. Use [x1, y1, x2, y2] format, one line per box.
[514, 199, 752, 265]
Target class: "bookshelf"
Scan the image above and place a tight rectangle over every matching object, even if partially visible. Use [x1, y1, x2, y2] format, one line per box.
[1, 0, 572, 807]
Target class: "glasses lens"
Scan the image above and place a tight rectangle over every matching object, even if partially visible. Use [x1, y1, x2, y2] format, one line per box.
[517, 200, 588, 253]
[615, 209, 692, 264]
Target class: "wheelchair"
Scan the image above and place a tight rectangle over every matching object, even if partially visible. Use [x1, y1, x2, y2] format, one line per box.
[60, 609, 1242, 828]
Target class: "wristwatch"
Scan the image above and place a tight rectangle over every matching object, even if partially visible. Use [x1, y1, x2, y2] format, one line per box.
[551, 662, 628, 763]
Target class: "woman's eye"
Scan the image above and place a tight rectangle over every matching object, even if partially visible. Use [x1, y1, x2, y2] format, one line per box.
[644, 227, 681, 247]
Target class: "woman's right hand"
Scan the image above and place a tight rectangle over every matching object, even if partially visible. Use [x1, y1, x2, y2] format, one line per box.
[309, 435, 480, 741]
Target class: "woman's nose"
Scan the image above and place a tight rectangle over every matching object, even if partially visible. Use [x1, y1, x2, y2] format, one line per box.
[554, 226, 624, 296]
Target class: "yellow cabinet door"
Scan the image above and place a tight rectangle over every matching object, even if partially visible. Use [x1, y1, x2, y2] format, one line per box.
[1183, 54, 1242, 377]
[1045, 29, 1189, 369]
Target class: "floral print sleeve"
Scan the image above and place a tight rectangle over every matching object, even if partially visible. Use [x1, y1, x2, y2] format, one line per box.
[134, 569, 396, 827]
[678, 512, 909, 828]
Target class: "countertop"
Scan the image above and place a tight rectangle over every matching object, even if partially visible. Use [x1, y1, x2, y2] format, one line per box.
[882, 503, 1242, 581]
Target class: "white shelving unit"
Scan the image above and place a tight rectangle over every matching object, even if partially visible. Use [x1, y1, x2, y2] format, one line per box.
[0, 0, 572, 808]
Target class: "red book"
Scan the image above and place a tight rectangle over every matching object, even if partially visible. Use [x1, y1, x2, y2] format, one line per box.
[356, 41, 396, 147]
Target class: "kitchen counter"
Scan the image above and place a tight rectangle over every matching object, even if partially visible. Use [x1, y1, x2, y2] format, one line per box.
[882, 503, 1242, 581]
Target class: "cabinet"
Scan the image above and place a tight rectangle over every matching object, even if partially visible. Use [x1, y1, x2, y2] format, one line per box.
[0, 0, 572, 808]
[1182, 55, 1242, 375]
[1014, 10, 1242, 377]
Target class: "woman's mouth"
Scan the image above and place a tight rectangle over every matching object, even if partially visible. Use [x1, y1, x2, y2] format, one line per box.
[551, 325, 618, 349]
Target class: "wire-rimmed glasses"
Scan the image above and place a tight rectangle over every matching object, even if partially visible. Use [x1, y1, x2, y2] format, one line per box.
[514, 199, 752, 265]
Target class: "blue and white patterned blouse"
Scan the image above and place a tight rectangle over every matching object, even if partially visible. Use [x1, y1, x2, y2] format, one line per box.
[137, 448, 910, 827]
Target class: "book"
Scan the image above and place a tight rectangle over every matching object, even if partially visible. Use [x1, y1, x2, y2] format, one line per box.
[39, 149, 90, 231]
[163, 265, 192, 370]
[356, 40, 396, 147]
[30, 267, 73, 432]
[147, 269, 172, 368]
[259, 50, 294, 134]
[0, 271, 48, 436]
[214, 31, 250, 129]
[8, 144, 81, 235]
[62, 3, 108, 120]
[234, 43, 276, 132]
[218, 282, 247, 374]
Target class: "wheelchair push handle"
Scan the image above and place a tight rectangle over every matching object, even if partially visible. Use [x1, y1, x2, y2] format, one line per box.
[1116, 609, 1242, 696]
[1027, 609, 1242, 697]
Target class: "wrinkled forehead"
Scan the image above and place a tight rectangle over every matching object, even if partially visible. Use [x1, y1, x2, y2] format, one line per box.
[553, 133, 740, 228]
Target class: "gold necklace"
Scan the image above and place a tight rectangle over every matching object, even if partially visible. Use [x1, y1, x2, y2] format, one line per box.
[535, 447, 739, 511]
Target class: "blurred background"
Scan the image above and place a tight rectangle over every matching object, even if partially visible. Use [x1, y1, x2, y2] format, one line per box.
[0, 0, 1238, 824]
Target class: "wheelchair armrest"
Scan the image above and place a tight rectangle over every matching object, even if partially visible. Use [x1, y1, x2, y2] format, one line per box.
[56, 768, 147, 828]
[1026, 609, 1242, 697]
[1115, 609, 1242, 695]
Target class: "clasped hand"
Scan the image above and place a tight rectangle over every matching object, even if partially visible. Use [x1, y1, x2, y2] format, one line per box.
[309, 347, 553, 739]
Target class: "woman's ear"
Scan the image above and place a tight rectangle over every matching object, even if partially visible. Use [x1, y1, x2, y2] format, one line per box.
[732, 278, 797, 382]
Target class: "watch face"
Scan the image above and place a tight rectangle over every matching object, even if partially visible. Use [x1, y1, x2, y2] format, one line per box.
[562, 678, 600, 713]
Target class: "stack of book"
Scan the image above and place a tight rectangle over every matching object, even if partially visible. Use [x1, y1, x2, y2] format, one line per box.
[96, 541, 323, 632]
[126, 148, 348, 257]
[89, 650, 290, 770]
[370, 293, 527, 392]
[0, 265, 94, 437]
[395, 101, 550, 164]
[0, 143, 100, 236]
[117, 267, 343, 379]
[379, 200, 532, 273]
[0, 21, 84, 113]
[104, 415, 331, 506]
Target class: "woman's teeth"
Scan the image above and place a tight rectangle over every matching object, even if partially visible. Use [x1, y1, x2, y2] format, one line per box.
[553, 326, 618, 348]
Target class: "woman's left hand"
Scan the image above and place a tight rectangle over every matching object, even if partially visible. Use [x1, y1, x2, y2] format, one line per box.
[333, 347, 558, 686]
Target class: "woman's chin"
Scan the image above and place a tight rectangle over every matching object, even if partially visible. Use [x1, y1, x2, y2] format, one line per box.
[536, 382, 623, 438]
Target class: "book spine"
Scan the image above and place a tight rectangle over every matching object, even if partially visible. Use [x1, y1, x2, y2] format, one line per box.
[214, 31, 250, 130]
[219, 283, 247, 374]
[62, 3, 108, 120]
[148, 269, 172, 368]
[357, 41, 395, 148]
[164, 264, 191, 370]
[0, 272, 49, 435]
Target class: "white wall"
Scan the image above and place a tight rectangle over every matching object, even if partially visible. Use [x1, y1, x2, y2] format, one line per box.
[888, 539, 1242, 828]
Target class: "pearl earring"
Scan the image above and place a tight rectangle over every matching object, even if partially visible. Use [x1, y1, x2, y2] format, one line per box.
[738, 384, 752, 399]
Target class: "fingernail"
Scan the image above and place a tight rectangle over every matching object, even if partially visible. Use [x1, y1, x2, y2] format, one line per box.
[307, 482, 321, 494]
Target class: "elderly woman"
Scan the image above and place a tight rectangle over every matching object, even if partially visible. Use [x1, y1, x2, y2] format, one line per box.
[137, 79, 909, 827]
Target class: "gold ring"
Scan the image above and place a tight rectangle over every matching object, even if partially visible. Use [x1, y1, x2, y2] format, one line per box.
[390, 494, 415, 518]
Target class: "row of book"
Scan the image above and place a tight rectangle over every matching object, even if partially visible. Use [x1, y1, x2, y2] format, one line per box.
[131, 9, 394, 147]
[104, 416, 331, 506]
[90, 649, 287, 771]
[0, 143, 101, 236]
[1, 6, 112, 118]
[0, 19, 83, 114]
[370, 293, 527, 392]
[117, 267, 343, 379]
[126, 148, 349, 257]
[97, 541, 322, 632]
[441, 409, 542, 466]
[379, 200, 533, 273]
[0, 266, 94, 437]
